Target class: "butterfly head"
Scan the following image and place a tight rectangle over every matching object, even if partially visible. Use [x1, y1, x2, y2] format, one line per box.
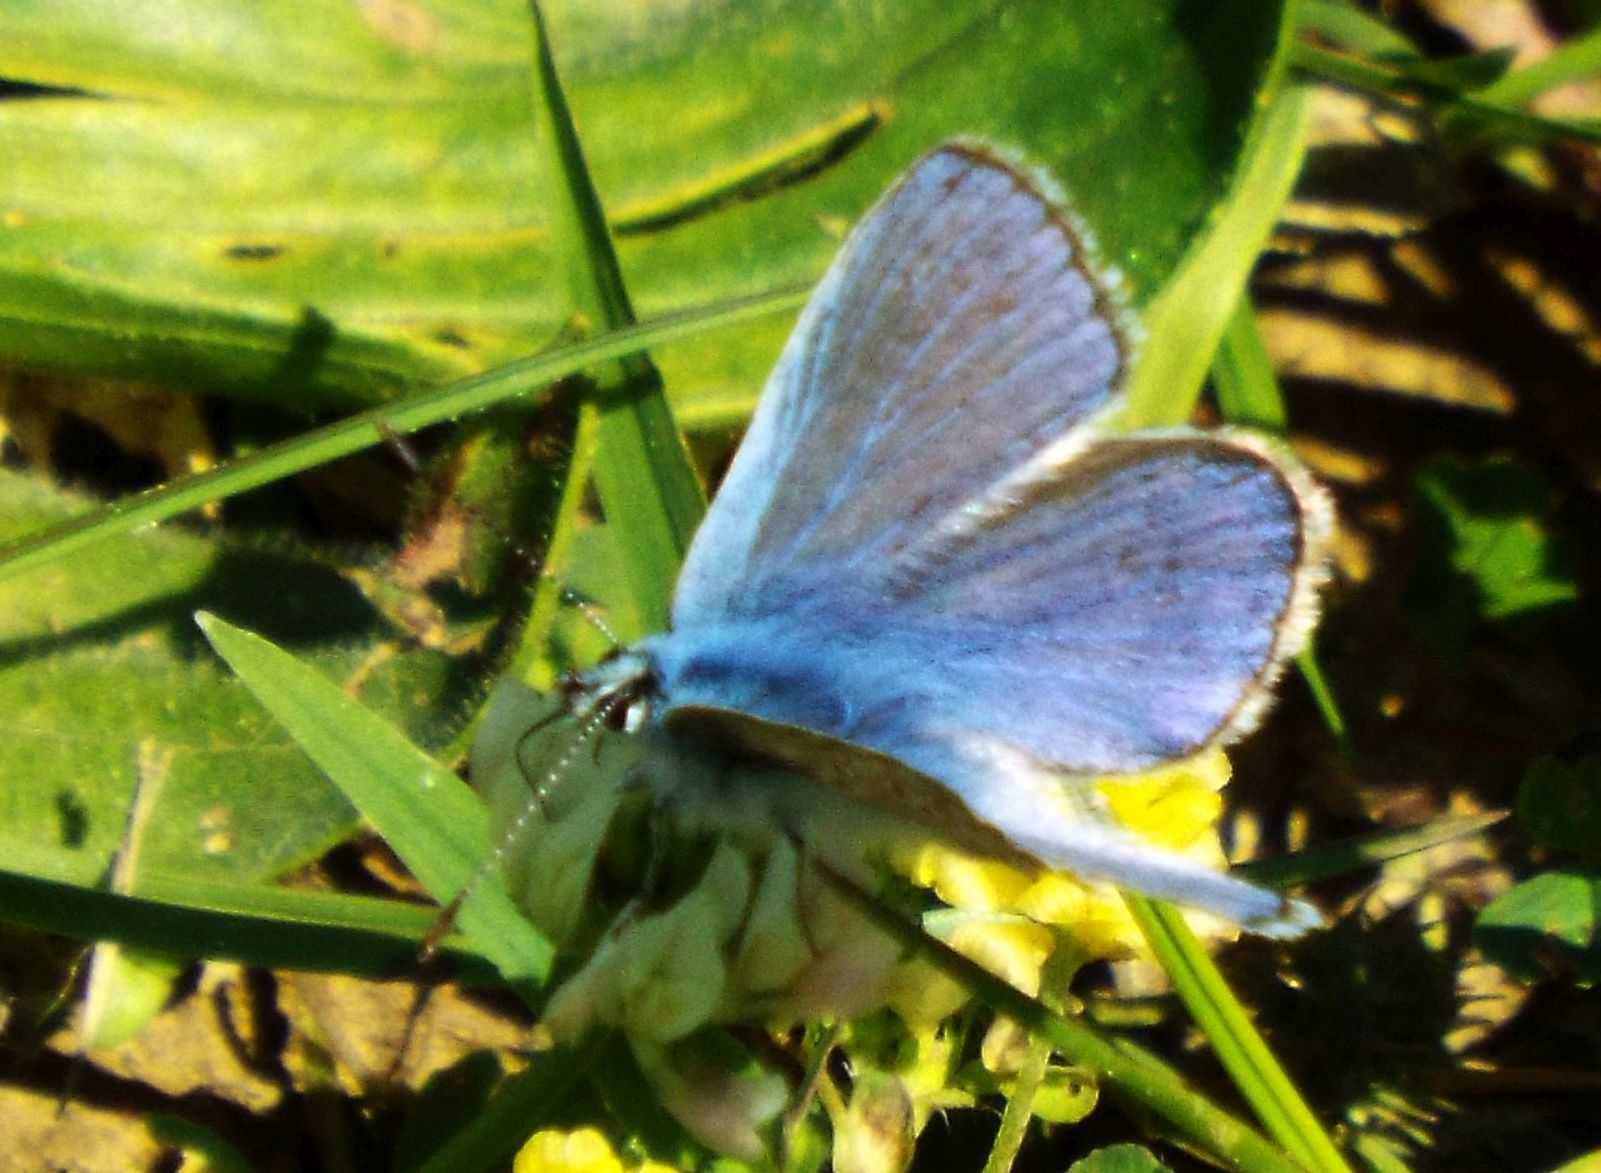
[565, 645, 659, 734]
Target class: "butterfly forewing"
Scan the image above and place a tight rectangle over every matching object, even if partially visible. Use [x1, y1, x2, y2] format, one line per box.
[672, 143, 1130, 628]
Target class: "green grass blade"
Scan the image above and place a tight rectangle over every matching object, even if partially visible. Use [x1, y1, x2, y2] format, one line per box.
[1297, 0, 1420, 57]
[414, 1038, 604, 1173]
[1296, 644, 1350, 751]
[1235, 812, 1508, 889]
[1480, 21, 1601, 107]
[0, 286, 806, 590]
[1293, 42, 1601, 146]
[1122, 80, 1313, 429]
[1213, 297, 1288, 430]
[528, 1, 704, 638]
[1127, 897, 1352, 1173]
[196, 612, 554, 992]
[0, 834, 499, 980]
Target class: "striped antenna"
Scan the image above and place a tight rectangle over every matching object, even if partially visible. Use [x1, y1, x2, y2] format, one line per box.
[420, 686, 631, 959]
[559, 585, 622, 651]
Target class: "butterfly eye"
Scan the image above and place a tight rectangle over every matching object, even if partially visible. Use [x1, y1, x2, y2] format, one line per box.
[613, 691, 649, 734]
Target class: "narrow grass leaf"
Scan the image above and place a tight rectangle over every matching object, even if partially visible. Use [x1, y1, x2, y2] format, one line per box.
[1122, 78, 1313, 429]
[0, 833, 500, 980]
[413, 1040, 600, 1173]
[1296, 1, 1420, 57]
[1126, 897, 1352, 1173]
[0, 287, 806, 590]
[1479, 21, 1601, 107]
[1235, 812, 1509, 890]
[196, 612, 553, 989]
[1213, 297, 1288, 430]
[528, 2, 703, 639]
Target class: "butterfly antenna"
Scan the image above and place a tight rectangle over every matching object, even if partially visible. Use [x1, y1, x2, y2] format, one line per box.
[377, 419, 427, 474]
[559, 586, 623, 653]
[419, 688, 629, 959]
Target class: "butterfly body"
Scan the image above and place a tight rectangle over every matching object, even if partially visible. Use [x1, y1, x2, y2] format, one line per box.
[576, 142, 1330, 936]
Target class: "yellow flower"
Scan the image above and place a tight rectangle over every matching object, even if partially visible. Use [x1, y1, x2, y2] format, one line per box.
[513, 1128, 678, 1173]
[514, 1128, 621, 1173]
[1095, 749, 1230, 856]
[894, 748, 1237, 1018]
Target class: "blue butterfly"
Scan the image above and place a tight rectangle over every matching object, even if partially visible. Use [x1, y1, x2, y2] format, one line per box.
[577, 142, 1329, 936]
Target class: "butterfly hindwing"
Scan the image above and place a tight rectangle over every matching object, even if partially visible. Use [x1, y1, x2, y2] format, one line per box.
[878, 431, 1330, 773]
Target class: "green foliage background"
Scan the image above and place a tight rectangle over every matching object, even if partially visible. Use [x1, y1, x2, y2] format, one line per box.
[0, 1, 1598, 1171]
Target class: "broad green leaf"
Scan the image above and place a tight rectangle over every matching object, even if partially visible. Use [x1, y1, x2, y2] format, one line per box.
[77, 738, 191, 1046]
[0, 458, 514, 1012]
[1476, 869, 1601, 986]
[0, 0, 1291, 426]
[0, 466, 434, 883]
[1408, 457, 1580, 649]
